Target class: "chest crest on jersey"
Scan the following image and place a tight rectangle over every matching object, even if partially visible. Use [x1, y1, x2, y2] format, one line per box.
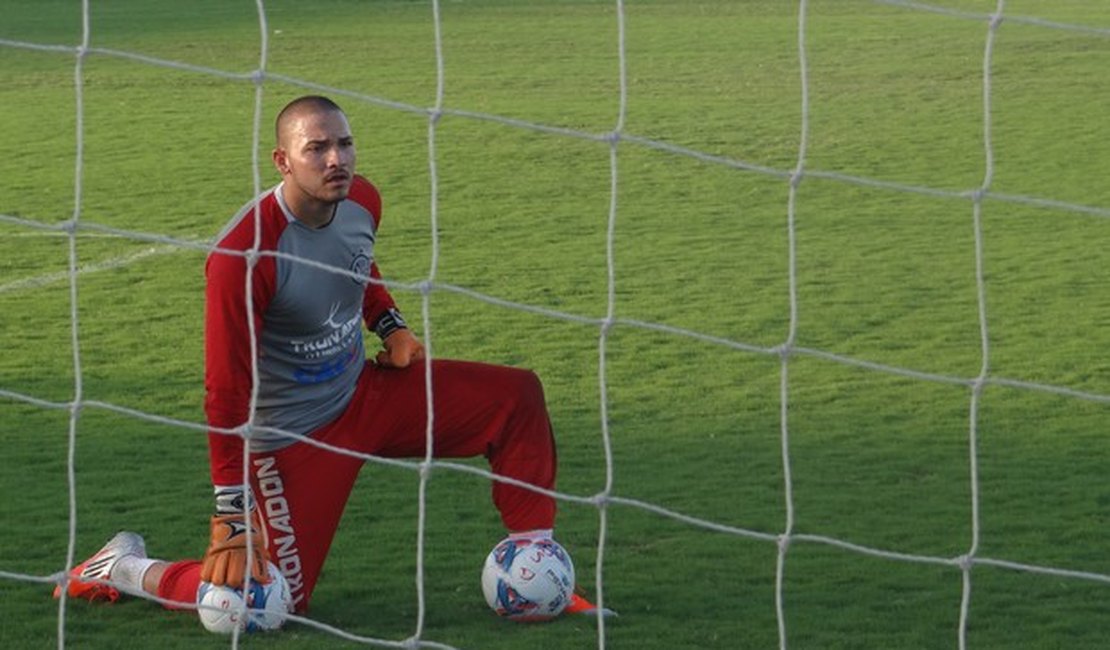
[350, 247, 371, 285]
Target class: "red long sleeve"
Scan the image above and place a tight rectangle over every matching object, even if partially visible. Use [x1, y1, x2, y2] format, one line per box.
[204, 203, 280, 486]
[347, 172, 398, 330]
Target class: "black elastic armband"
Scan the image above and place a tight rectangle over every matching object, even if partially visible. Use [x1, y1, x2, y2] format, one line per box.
[374, 307, 408, 341]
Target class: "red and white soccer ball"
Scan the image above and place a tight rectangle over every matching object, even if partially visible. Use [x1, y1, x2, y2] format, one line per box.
[481, 537, 575, 622]
[196, 562, 292, 634]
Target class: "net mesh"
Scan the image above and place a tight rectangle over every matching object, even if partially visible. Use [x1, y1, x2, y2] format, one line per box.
[1, 1, 1110, 648]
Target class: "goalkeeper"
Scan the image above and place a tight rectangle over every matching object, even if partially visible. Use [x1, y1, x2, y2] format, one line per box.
[54, 95, 603, 617]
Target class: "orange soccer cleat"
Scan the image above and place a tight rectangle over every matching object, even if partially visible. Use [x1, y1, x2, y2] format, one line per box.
[564, 587, 618, 618]
[52, 531, 146, 603]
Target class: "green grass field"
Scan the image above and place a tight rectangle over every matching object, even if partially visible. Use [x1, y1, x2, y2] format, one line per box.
[3, 0, 1110, 648]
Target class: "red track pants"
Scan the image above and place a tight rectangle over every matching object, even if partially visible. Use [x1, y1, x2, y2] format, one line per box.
[159, 359, 558, 613]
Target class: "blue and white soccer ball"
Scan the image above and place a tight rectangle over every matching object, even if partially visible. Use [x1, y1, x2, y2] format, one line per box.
[481, 537, 575, 622]
[196, 562, 292, 634]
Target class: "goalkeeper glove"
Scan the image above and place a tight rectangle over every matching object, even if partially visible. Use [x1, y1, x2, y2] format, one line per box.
[200, 487, 271, 587]
[375, 328, 425, 369]
[373, 308, 424, 369]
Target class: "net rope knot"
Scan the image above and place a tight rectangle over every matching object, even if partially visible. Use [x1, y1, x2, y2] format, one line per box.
[235, 423, 253, 440]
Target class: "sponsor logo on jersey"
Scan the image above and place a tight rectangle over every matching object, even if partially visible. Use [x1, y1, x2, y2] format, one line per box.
[322, 301, 347, 330]
[290, 301, 363, 371]
[292, 347, 359, 384]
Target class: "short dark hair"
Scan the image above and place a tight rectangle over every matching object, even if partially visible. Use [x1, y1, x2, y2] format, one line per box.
[275, 95, 344, 145]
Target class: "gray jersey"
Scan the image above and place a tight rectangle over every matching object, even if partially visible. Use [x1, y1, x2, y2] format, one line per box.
[205, 176, 397, 473]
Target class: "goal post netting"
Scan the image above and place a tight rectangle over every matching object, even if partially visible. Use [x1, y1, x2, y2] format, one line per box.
[2, 0, 1110, 648]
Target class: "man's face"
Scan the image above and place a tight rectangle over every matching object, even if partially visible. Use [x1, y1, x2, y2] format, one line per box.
[274, 109, 356, 204]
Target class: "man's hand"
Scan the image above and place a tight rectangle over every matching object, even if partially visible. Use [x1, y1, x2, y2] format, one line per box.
[375, 328, 425, 369]
[200, 511, 271, 587]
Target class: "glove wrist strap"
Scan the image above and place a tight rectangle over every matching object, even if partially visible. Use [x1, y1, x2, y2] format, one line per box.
[213, 485, 253, 515]
[374, 308, 408, 341]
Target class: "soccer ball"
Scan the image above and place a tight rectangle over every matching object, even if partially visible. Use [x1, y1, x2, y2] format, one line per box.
[196, 562, 292, 634]
[481, 537, 575, 622]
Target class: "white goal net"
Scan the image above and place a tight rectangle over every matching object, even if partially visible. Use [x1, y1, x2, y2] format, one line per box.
[2, 1, 1110, 648]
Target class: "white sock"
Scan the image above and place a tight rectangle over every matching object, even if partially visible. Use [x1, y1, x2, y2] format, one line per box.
[111, 556, 159, 591]
[508, 528, 553, 542]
